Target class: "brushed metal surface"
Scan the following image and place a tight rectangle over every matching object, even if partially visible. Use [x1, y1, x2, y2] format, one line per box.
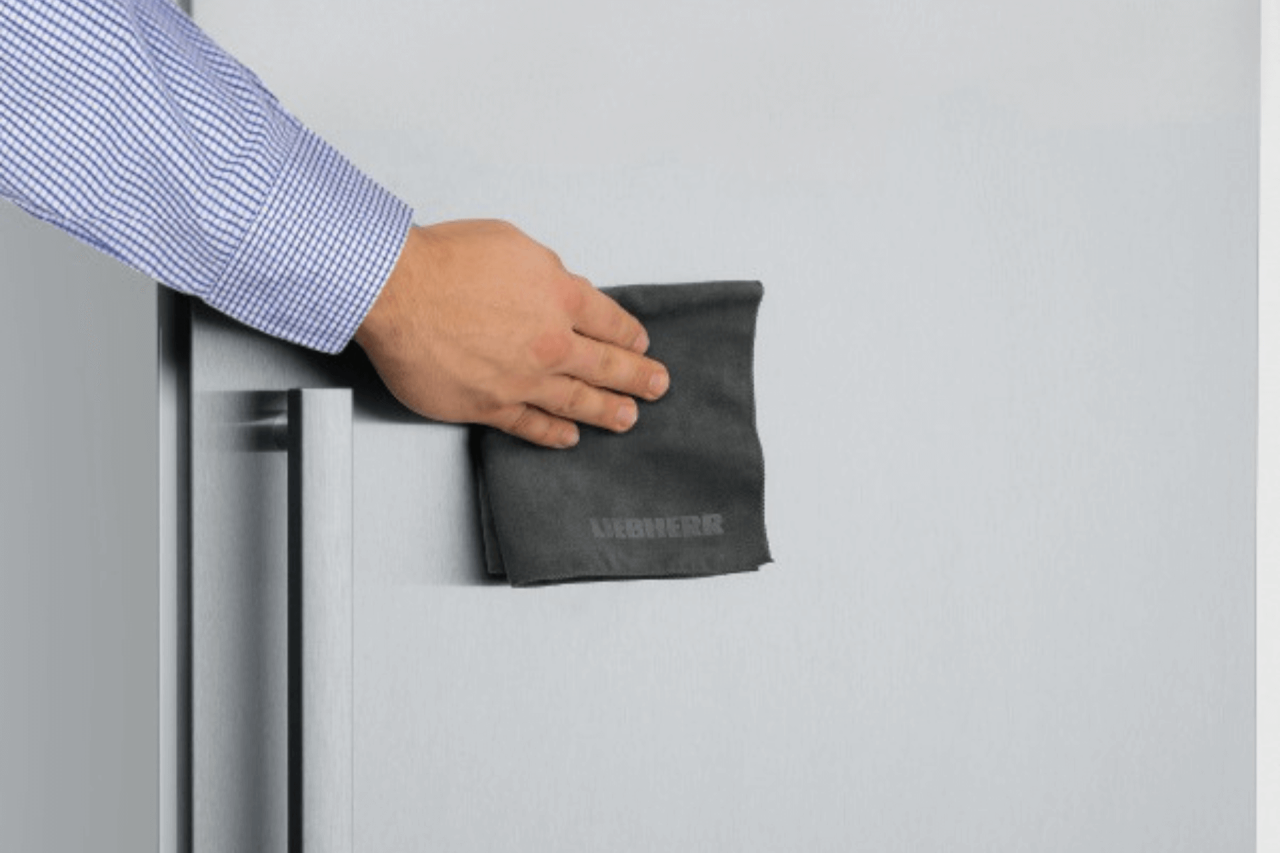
[193, 384, 291, 853]
[287, 390, 354, 853]
[191, 307, 480, 853]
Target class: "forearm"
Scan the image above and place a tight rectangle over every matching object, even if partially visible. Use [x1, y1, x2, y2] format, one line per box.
[0, 0, 411, 352]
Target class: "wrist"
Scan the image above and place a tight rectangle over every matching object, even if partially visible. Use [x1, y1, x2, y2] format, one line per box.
[355, 224, 422, 352]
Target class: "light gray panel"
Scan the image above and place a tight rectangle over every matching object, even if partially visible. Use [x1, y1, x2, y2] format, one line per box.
[0, 203, 159, 852]
[192, 1, 1256, 851]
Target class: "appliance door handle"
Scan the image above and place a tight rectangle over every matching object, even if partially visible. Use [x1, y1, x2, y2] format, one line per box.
[285, 388, 354, 853]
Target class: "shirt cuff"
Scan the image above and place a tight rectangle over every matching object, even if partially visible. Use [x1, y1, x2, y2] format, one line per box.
[205, 123, 414, 354]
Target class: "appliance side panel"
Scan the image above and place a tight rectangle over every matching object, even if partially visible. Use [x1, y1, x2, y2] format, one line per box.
[0, 204, 161, 852]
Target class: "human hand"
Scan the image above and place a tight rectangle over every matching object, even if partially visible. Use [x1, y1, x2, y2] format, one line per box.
[353, 219, 669, 448]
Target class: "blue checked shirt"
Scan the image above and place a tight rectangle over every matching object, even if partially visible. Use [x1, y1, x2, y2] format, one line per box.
[0, 0, 414, 353]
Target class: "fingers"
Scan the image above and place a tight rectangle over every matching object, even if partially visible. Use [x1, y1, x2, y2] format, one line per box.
[493, 403, 580, 450]
[560, 275, 668, 399]
[528, 376, 639, 434]
[570, 276, 650, 353]
[556, 334, 669, 402]
[495, 273, 667, 448]
[489, 374, 649, 449]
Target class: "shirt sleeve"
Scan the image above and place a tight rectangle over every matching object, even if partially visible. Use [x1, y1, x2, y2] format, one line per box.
[0, 0, 414, 354]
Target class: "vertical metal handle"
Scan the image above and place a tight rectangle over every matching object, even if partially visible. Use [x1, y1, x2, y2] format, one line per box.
[286, 389, 353, 853]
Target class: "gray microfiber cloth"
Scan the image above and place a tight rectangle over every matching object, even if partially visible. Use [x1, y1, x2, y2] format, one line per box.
[473, 280, 771, 586]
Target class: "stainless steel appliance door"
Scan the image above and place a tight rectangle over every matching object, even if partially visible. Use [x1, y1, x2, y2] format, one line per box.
[189, 1, 1257, 850]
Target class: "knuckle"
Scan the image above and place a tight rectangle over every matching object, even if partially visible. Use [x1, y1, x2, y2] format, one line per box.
[611, 310, 636, 343]
[529, 330, 573, 370]
[593, 344, 617, 380]
[475, 390, 508, 419]
[485, 219, 524, 249]
[558, 379, 591, 417]
[558, 277, 587, 315]
[502, 405, 562, 448]
[468, 375, 516, 414]
[537, 417, 561, 446]
[502, 404, 534, 435]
